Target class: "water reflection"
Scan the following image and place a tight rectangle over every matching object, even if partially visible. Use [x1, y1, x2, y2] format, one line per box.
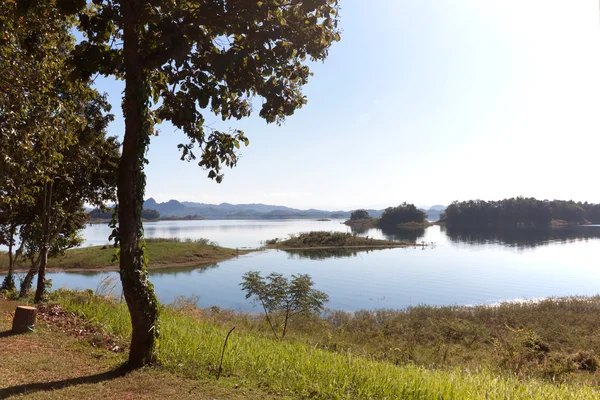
[380, 226, 426, 243]
[283, 248, 378, 260]
[348, 225, 427, 243]
[442, 225, 600, 249]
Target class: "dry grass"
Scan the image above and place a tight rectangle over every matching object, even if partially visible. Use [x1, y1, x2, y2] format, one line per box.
[172, 295, 600, 385]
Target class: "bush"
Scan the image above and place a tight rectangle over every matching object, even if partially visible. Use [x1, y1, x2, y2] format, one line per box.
[240, 271, 329, 339]
[350, 209, 371, 220]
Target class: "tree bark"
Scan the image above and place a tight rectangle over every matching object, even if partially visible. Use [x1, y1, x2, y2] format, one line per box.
[19, 256, 40, 298]
[119, 0, 160, 370]
[33, 246, 49, 303]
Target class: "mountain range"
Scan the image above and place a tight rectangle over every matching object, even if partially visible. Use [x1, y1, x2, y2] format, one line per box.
[143, 198, 445, 221]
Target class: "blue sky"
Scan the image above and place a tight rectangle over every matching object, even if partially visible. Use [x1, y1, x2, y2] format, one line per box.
[94, 0, 600, 210]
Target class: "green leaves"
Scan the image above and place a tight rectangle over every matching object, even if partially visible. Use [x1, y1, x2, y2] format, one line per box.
[240, 271, 329, 339]
[68, 0, 340, 184]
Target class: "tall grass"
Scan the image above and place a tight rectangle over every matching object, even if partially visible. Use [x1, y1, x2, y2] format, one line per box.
[54, 291, 600, 399]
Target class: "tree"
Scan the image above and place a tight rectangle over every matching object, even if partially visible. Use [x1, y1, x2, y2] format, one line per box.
[240, 271, 328, 339]
[379, 203, 427, 228]
[0, 0, 75, 292]
[0, 0, 119, 301]
[25, 0, 342, 368]
[350, 209, 371, 221]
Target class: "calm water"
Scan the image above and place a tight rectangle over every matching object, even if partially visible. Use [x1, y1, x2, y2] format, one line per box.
[5, 219, 600, 311]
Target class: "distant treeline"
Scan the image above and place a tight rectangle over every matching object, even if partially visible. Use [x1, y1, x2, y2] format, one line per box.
[441, 198, 600, 228]
[88, 208, 161, 221]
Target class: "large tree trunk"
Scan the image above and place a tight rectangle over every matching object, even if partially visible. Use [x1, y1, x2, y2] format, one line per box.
[119, 0, 160, 370]
[19, 257, 40, 298]
[33, 246, 49, 303]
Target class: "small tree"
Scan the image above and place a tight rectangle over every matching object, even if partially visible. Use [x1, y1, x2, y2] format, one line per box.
[240, 271, 328, 339]
[350, 209, 371, 221]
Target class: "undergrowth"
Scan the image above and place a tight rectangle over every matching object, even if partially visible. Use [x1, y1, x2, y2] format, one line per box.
[51, 290, 600, 399]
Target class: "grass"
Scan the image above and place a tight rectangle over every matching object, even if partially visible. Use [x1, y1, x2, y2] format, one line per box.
[0, 297, 289, 399]
[265, 231, 415, 248]
[0, 238, 250, 272]
[48, 291, 600, 399]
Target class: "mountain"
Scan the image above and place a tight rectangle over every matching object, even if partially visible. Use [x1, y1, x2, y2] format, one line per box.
[142, 198, 445, 221]
[144, 198, 352, 219]
[419, 206, 446, 221]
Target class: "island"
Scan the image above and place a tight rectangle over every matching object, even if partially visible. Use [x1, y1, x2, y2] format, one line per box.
[439, 197, 600, 228]
[264, 231, 419, 250]
[344, 203, 434, 230]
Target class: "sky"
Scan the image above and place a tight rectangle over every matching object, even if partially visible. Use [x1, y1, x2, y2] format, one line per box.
[94, 0, 600, 210]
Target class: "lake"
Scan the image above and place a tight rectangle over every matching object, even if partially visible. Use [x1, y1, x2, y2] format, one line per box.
[5, 219, 600, 311]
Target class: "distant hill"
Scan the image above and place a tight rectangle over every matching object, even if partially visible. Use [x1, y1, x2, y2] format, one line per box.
[141, 198, 445, 221]
[420, 206, 446, 221]
[145, 198, 353, 219]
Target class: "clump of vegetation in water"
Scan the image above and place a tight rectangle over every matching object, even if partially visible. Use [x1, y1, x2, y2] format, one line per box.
[345, 203, 432, 230]
[265, 231, 411, 248]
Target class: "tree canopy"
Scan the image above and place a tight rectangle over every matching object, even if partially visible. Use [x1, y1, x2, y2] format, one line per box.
[350, 209, 371, 221]
[441, 197, 594, 228]
[14, 0, 342, 368]
[0, 0, 119, 300]
[379, 203, 427, 228]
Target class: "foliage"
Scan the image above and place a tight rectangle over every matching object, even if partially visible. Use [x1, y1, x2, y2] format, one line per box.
[350, 209, 371, 221]
[240, 271, 328, 339]
[14, 0, 339, 368]
[441, 197, 594, 228]
[53, 291, 600, 399]
[0, 1, 120, 302]
[378, 203, 427, 228]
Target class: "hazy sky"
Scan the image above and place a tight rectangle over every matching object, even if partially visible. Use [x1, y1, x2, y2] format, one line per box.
[95, 0, 600, 210]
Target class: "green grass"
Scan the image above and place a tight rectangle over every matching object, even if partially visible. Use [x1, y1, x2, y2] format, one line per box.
[266, 231, 414, 248]
[0, 238, 249, 272]
[52, 291, 600, 399]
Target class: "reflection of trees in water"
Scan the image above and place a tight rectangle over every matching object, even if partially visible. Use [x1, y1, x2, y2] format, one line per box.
[349, 225, 427, 243]
[148, 263, 220, 277]
[284, 248, 377, 260]
[349, 226, 370, 235]
[380, 226, 426, 243]
[442, 225, 600, 249]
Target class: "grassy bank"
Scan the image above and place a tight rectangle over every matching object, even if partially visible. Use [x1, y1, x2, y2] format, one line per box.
[48, 291, 600, 399]
[265, 231, 415, 248]
[0, 238, 250, 272]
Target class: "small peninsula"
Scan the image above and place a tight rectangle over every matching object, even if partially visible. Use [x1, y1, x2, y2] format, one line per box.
[0, 238, 250, 273]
